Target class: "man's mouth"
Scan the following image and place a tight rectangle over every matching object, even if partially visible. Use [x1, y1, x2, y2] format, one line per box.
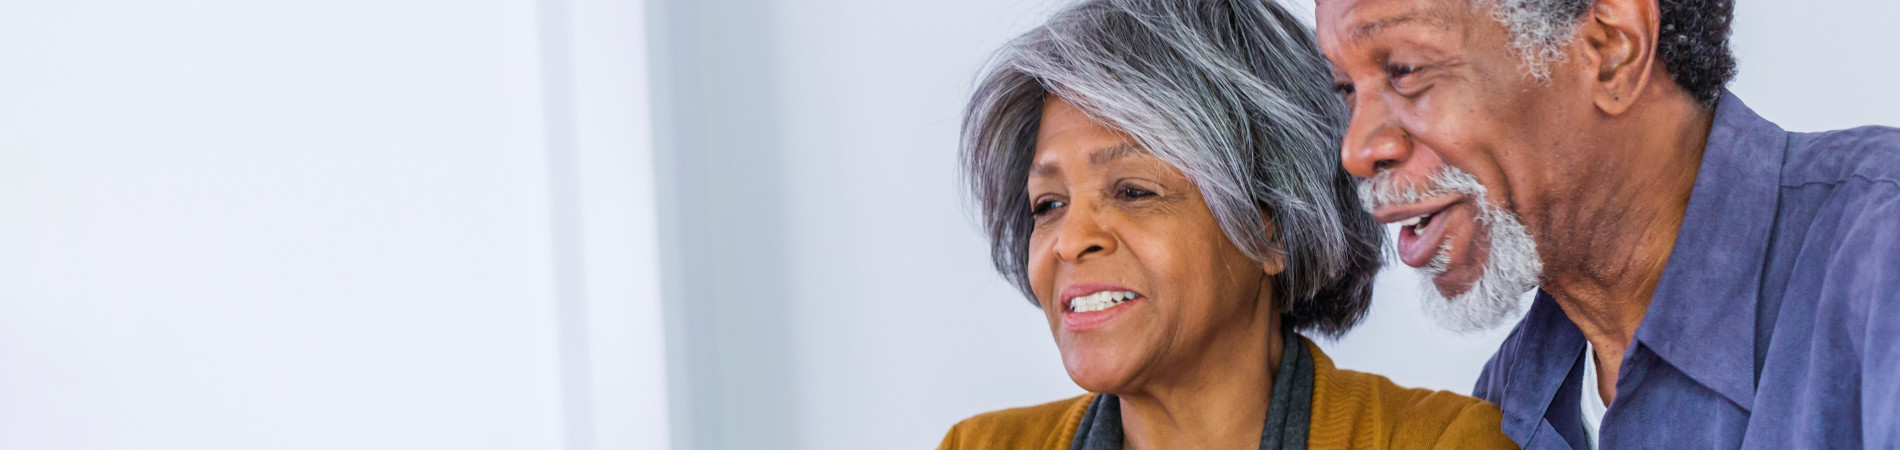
[1397, 212, 1434, 229]
[1376, 198, 1463, 269]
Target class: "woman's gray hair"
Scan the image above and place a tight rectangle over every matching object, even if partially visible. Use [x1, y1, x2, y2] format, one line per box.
[961, 0, 1384, 337]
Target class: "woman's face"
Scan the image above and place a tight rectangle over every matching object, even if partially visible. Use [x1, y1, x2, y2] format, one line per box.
[1025, 96, 1282, 394]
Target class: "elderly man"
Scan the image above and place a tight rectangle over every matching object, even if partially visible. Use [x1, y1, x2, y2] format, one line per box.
[1314, 0, 1900, 448]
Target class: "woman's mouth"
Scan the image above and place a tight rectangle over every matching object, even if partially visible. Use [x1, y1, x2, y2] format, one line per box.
[1069, 290, 1140, 312]
[1059, 284, 1144, 331]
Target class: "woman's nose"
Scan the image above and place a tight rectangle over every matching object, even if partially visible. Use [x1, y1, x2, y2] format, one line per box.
[1053, 205, 1118, 263]
[1340, 100, 1412, 178]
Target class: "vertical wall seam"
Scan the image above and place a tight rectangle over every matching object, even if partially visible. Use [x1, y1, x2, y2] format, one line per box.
[536, 0, 594, 448]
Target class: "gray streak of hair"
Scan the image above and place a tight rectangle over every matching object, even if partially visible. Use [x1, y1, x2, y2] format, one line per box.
[961, 0, 1384, 337]
[1480, 0, 1591, 80]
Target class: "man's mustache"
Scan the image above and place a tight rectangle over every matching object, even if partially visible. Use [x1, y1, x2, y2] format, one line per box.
[1356, 166, 1485, 211]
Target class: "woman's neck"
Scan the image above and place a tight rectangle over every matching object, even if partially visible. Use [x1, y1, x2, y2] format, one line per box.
[1117, 310, 1281, 450]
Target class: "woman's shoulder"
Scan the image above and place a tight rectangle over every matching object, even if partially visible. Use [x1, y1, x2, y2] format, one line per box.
[936, 394, 1094, 450]
[1305, 341, 1517, 450]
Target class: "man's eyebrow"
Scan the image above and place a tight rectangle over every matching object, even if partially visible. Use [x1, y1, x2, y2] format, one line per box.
[1350, 13, 1450, 42]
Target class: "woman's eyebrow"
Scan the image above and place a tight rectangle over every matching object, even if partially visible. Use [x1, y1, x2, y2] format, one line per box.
[1089, 143, 1143, 166]
[1030, 161, 1061, 179]
[1029, 143, 1143, 180]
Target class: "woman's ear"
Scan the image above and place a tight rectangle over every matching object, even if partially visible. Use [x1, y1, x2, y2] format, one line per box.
[1260, 215, 1287, 276]
[1261, 250, 1287, 276]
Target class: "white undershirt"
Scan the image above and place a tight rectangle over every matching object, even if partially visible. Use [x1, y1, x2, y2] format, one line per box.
[1579, 342, 1609, 450]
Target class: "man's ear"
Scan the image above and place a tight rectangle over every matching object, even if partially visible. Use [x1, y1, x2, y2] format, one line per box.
[1577, 0, 1661, 116]
[1260, 215, 1287, 276]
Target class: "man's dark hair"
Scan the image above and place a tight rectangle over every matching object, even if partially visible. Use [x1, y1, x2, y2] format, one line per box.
[1486, 0, 1738, 105]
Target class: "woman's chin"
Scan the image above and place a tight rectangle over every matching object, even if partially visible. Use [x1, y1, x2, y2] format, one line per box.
[1067, 371, 1133, 394]
[1060, 349, 1140, 393]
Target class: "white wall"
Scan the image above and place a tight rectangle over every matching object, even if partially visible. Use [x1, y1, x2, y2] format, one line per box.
[655, 0, 1900, 449]
[649, 1, 1079, 449]
[1726, 0, 1900, 131]
[770, 1, 1080, 448]
[0, 0, 668, 449]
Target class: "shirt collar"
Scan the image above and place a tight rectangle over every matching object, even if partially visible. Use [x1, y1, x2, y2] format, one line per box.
[1492, 292, 1587, 444]
[1630, 90, 1786, 410]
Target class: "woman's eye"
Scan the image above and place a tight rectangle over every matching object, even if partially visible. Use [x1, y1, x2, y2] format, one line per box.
[1331, 81, 1355, 97]
[1031, 199, 1066, 216]
[1118, 187, 1155, 199]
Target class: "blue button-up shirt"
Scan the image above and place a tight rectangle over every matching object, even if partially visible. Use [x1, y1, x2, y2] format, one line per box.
[1473, 91, 1900, 449]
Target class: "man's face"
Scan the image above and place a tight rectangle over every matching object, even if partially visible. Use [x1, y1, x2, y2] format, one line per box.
[1315, 0, 1587, 329]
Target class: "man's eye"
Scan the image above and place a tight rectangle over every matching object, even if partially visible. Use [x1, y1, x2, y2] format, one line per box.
[1031, 199, 1066, 216]
[1118, 187, 1155, 199]
[1386, 64, 1418, 79]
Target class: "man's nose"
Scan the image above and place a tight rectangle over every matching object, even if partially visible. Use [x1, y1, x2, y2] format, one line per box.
[1340, 99, 1412, 178]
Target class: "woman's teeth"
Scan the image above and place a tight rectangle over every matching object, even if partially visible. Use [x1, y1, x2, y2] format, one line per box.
[1069, 291, 1139, 313]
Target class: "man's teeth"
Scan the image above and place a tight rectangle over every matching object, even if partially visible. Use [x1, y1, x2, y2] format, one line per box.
[1399, 213, 1432, 228]
[1069, 291, 1139, 313]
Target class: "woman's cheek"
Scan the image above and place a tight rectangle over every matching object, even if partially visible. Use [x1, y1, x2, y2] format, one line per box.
[1026, 234, 1058, 308]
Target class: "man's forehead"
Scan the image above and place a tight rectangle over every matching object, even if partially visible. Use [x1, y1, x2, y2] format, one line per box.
[1316, 0, 1460, 43]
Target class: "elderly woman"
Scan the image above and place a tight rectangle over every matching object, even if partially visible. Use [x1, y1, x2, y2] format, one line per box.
[940, 0, 1515, 449]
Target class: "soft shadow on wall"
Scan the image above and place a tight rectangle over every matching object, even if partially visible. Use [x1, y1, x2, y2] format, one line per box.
[648, 0, 798, 450]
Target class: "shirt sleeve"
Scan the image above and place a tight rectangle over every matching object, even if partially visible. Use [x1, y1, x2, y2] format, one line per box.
[1845, 183, 1900, 448]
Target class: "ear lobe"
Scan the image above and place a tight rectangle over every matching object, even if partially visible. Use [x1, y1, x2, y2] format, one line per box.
[1261, 250, 1287, 276]
[1259, 215, 1287, 276]
[1581, 0, 1660, 116]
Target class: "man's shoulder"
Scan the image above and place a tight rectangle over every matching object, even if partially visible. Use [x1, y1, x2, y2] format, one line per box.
[1775, 125, 1900, 275]
[937, 394, 1092, 450]
[1783, 125, 1900, 189]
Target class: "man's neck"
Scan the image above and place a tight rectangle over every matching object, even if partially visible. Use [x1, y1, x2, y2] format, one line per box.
[1542, 88, 1716, 404]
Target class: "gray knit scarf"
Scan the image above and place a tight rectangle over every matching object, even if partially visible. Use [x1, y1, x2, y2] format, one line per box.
[1068, 330, 1314, 450]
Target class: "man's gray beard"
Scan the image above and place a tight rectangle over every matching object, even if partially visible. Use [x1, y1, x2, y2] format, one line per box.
[1360, 166, 1543, 333]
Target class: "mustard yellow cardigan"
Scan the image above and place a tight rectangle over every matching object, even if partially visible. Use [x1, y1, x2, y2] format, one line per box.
[937, 339, 1517, 450]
